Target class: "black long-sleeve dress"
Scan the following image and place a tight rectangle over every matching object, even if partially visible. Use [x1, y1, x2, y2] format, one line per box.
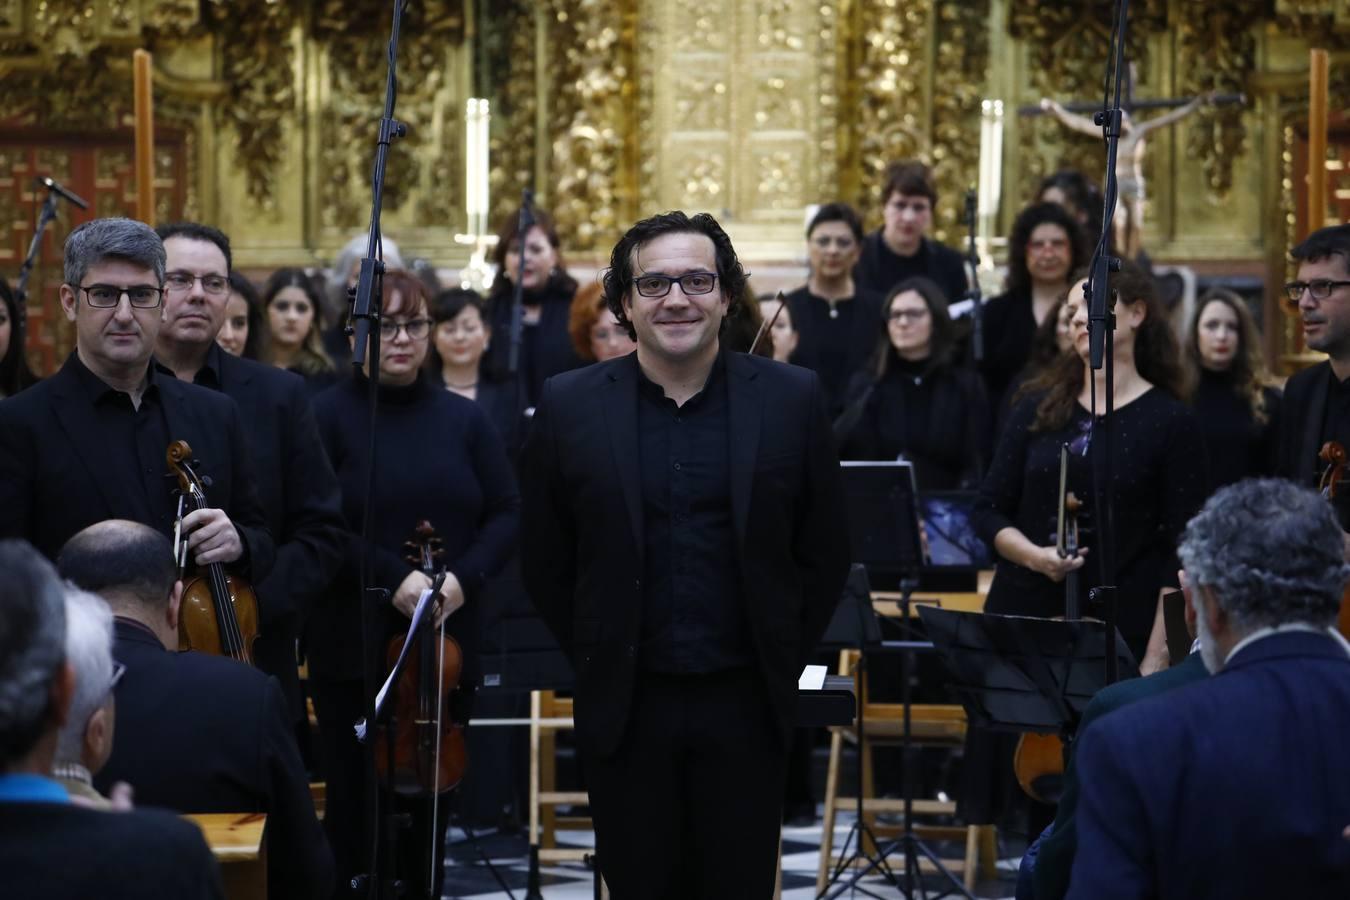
[837, 355, 992, 490]
[1191, 367, 1281, 492]
[971, 387, 1208, 655]
[483, 277, 584, 410]
[308, 372, 520, 897]
[979, 287, 1038, 410]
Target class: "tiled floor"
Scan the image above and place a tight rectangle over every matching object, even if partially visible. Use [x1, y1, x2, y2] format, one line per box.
[440, 813, 1022, 899]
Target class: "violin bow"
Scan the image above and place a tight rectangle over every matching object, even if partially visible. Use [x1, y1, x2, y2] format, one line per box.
[748, 290, 787, 357]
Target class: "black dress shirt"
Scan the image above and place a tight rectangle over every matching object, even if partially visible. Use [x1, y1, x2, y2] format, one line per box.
[67, 355, 176, 533]
[636, 355, 750, 673]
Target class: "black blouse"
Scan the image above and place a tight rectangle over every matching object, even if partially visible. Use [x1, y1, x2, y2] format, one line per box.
[972, 388, 1208, 655]
[483, 278, 584, 409]
[1190, 367, 1281, 492]
[784, 285, 883, 415]
[838, 355, 992, 490]
[979, 287, 1038, 410]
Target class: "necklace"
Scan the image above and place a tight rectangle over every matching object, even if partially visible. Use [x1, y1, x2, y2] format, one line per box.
[445, 378, 477, 390]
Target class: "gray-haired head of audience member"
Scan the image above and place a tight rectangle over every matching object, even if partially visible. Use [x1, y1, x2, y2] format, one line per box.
[53, 588, 117, 773]
[0, 541, 70, 772]
[327, 233, 406, 318]
[58, 521, 180, 650]
[62, 218, 166, 291]
[1178, 479, 1350, 669]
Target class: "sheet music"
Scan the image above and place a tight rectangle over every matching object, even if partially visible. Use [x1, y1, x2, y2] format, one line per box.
[354, 586, 437, 742]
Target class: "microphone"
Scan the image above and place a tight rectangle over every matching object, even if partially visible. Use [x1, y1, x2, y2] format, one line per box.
[34, 176, 89, 210]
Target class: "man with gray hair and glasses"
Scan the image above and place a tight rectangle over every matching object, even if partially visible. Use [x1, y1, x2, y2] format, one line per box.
[50, 585, 127, 809]
[0, 539, 223, 899]
[0, 217, 272, 582]
[1068, 479, 1350, 899]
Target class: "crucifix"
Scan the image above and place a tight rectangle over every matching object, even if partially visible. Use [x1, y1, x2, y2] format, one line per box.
[1023, 64, 1245, 259]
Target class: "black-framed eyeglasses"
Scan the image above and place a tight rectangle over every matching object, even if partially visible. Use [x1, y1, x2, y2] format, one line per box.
[379, 318, 432, 340]
[887, 308, 929, 323]
[633, 271, 719, 298]
[1284, 279, 1350, 303]
[76, 284, 164, 309]
[165, 271, 229, 296]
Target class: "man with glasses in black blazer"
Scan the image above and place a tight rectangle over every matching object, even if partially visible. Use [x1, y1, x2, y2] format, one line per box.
[0, 217, 272, 581]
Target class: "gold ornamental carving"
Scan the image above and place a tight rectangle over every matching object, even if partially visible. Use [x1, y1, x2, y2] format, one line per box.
[929, 0, 990, 241]
[545, 0, 638, 252]
[487, 0, 537, 233]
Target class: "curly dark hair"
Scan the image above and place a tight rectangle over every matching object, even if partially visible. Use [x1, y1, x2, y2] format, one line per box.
[602, 210, 749, 342]
[1005, 202, 1089, 298]
[1026, 260, 1187, 432]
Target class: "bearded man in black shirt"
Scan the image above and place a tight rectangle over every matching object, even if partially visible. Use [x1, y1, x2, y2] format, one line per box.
[522, 210, 851, 898]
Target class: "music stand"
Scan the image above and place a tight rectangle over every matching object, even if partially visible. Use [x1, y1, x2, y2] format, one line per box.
[824, 464, 975, 900]
[917, 607, 1138, 748]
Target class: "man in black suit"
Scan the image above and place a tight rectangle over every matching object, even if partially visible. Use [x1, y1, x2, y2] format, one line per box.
[0, 217, 273, 580]
[1277, 223, 1350, 554]
[57, 519, 333, 900]
[522, 210, 851, 898]
[152, 221, 344, 723]
[0, 539, 224, 900]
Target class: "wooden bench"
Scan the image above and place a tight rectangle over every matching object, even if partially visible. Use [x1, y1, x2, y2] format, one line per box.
[186, 812, 267, 900]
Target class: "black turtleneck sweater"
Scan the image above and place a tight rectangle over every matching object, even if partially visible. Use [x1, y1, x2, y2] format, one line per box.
[1191, 367, 1281, 491]
[837, 353, 992, 490]
[308, 374, 520, 683]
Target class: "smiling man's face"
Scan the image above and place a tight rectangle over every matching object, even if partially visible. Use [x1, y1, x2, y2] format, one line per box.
[622, 231, 728, 368]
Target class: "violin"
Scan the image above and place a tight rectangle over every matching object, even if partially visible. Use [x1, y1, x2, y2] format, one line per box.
[166, 440, 260, 664]
[1316, 441, 1350, 640]
[1013, 445, 1083, 804]
[372, 521, 468, 800]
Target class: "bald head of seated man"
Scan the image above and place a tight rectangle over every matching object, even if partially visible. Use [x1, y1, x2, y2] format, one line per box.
[57, 519, 333, 900]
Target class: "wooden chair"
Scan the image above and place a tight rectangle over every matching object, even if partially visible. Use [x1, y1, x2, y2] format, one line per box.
[816, 648, 997, 894]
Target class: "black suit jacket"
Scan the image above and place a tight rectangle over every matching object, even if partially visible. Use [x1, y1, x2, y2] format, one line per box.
[521, 351, 852, 756]
[0, 353, 274, 579]
[189, 348, 346, 716]
[0, 799, 224, 899]
[96, 620, 333, 900]
[1277, 359, 1332, 486]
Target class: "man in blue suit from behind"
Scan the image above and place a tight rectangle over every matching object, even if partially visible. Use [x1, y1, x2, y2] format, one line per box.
[1069, 478, 1350, 899]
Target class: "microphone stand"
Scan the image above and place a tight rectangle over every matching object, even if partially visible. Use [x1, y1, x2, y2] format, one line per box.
[347, 1, 410, 898]
[507, 190, 535, 423]
[962, 188, 983, 365]
[15, 177, 89, 334]
[1083, 0, 1129, 686]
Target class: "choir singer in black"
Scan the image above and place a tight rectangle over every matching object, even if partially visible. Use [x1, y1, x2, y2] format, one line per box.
[521, 211, 851, 899]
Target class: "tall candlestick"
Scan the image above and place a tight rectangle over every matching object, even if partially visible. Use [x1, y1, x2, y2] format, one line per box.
[133, 49, 155, 225]
[1309, 49, 1329, 235]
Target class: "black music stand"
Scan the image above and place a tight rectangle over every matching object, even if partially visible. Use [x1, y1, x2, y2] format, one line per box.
[823, 465, 974, 900]
[917, 607, 1138, 798]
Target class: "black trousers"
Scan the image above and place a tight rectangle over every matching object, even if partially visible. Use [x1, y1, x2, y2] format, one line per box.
[582, 667, 788, 900]
[309, 677, 454, 899]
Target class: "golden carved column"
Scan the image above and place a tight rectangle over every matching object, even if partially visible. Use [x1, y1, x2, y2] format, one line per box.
[635, 0, 844, 259]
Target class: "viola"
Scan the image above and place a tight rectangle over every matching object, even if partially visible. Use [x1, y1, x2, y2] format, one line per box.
[372, 521, 468, 799]
[1014, 445, 1083, 804]
[166, 440, 260, 664]
[1317, 440, 1350, 640]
